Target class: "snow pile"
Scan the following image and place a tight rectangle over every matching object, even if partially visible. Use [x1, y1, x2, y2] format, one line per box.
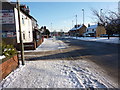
[24, 38, 68, 52]
[71, 37, 120, 44]
[0, 55, 5, 60]
[0, 60, 117, 88]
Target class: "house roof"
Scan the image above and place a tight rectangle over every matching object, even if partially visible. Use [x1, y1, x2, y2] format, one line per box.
[70, 25, 85, 31]
[87, 25, 98, 29]
[9, 2, 37, 22]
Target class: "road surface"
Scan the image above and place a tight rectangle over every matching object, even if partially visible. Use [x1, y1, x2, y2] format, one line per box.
[24, 37, 119, 88]
[60, 37, 119, 84]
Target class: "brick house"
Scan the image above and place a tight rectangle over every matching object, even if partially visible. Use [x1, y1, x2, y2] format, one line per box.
[85, 24, 106, 37]
[69, 24, 87, 37]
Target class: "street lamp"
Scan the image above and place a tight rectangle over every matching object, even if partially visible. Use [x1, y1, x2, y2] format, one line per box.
[99, 9, 103, 37]
[82, 9, 84, 25]
[75, 15, 77, 37]
[51, 22, 52, 32]
[72, 20, 73, 28]
[100, 9, 103, 17]
[17, 0, 25, 65]
[51, 22, 53, 37]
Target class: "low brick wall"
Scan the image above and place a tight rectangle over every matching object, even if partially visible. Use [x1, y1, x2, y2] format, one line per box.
[0, 55, 19, 81]
[36, 38, 44, 47]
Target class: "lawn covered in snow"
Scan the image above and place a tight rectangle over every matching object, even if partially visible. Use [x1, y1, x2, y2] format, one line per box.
[70, 37, 120, 44]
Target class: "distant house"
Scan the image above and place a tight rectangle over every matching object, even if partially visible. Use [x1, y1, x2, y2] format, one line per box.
[69, 24, 87, 36]
[85, 24, 106, 37]
[1, 2, 43, 50]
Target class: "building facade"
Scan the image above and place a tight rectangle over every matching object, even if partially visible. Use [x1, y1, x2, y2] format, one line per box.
[1, 2, 43, 50]
[85, 24, 106, 37]
[69, 24, 86, 37]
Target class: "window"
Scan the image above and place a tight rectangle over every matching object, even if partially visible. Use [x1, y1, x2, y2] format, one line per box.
[86, 29, 88, 32]
[92, 29, 94, 32]
[29, 31, 30, 38]
[23, 32, 25, 40]
[22, 15, 24, 24]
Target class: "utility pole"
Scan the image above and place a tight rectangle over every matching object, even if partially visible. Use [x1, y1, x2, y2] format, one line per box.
[82, 9, 84, 25]
[17, 0, 25, 65]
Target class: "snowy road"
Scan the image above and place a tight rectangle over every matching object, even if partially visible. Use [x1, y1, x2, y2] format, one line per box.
[0, 38, 118, 88]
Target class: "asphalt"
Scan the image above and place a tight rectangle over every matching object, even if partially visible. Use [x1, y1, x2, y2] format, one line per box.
[60, 37, 119, 84]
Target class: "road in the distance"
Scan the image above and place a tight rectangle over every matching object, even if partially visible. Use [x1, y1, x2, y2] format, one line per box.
[60, 37, 119, 84]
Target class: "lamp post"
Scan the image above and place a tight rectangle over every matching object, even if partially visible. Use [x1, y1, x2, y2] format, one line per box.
[72, 20, 73, 28]
[100, 9, 103, 23]
[17, 0, 25, 65]
[51, 22, 52, 37]
[75, 15, 77, 38]
[100, 9, 103, 17]
[99, 9, 103, 37]
[82, 9, 84, 25]
[75, 15, 77, 27]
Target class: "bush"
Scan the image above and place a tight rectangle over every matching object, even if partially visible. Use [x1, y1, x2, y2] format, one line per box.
[2, 41, 17, 57]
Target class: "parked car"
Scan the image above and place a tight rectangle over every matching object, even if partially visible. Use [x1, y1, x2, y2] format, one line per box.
[100, 34, 108, 37]
[83, 34, 91, 37]
[112, 34, 119, 37]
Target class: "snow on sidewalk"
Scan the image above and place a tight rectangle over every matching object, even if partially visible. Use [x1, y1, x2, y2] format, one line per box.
[24, 38, 68, 52]
[0, 60, 117, 88]
[70, 37, 120, 44]
[0, 38, 118, 88]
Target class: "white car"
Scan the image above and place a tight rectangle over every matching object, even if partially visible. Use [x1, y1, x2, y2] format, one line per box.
[112, 34, 119, 37]
[83, 34, 91, 37]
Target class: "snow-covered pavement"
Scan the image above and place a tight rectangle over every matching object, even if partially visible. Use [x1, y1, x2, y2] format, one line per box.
[24, 38, 68, 52]
[0, 60, 117, 88]
[70, 37, 120, 44]
[0, 38, 118, 88]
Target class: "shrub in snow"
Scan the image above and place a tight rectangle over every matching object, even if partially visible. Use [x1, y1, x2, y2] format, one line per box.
[2, 42, 17, 57]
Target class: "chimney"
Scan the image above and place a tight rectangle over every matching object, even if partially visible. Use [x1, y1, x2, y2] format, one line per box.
[74, 25, 77, 28]
[88, 24, 90, 27]
[78, 24, 80, 27]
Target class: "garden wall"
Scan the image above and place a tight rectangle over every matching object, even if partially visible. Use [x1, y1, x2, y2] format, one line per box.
[0, 55, 19, 81]
[36, 37, 44, 47]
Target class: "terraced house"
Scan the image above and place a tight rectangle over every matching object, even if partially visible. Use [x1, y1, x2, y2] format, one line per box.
[69, 24, 87, 37]
[1, 1, 43, 50]
[85, 24, 106, 37]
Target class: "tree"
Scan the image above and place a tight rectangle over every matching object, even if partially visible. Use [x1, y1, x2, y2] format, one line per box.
[91, 9, 120, 39]
[45, 29, 50, 36]
[40, 26, 50, 36]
